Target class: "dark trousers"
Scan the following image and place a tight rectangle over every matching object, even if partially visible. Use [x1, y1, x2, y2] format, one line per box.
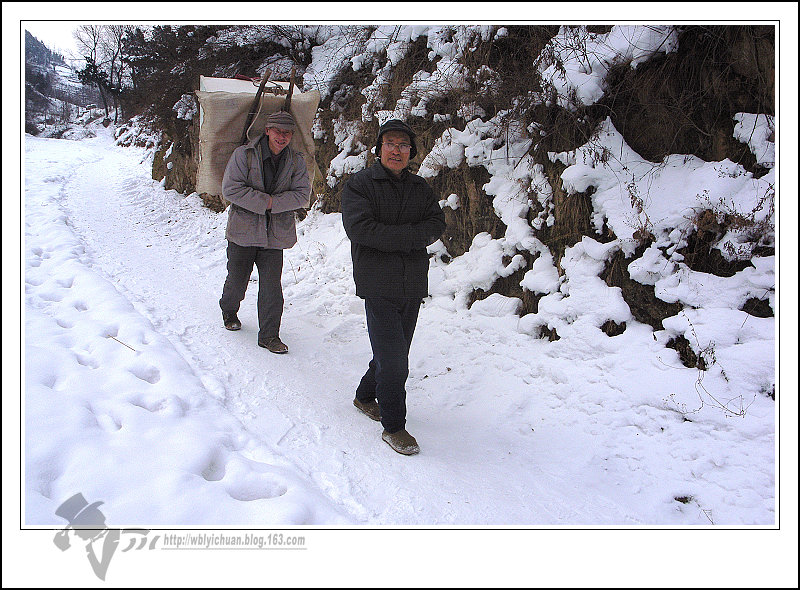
[219, 241, 284, 341]
[355, 297, 422, 433]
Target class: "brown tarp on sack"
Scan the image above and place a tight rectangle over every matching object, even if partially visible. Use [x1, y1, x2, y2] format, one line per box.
[195, 87, 321, 199]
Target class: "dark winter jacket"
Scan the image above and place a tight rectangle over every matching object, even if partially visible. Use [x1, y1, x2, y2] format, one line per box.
[222, 135, 310, 249]
[341, 161, 446, 299]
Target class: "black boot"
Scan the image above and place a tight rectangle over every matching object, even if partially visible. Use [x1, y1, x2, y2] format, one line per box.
[222, 311, 241, 331]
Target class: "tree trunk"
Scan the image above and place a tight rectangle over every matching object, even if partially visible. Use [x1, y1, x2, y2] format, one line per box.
[97, 85, 109, 117]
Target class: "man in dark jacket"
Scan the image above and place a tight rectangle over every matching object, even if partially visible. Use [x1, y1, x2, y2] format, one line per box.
[219, 110, 310, 354]
[341, 119, 446, 455]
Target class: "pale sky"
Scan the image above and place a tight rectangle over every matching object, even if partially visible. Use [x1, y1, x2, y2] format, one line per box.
[23, 22, 82, 59]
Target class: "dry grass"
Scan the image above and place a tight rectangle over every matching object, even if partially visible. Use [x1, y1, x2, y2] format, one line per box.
[598, 25, 774, 170]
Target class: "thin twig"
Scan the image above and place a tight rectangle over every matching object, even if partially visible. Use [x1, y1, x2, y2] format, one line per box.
[109, 335, 137, 352]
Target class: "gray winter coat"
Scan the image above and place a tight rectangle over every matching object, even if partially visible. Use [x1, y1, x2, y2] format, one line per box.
[222, 136, 311, 249]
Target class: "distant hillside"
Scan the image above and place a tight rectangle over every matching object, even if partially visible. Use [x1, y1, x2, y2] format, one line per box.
[25, 30, 103, 136]
[25, 30, 66, 67]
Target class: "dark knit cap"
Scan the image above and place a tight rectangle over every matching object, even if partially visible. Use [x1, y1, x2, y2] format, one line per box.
[375, 119, 417, 159]
[265, 110, 296, 131]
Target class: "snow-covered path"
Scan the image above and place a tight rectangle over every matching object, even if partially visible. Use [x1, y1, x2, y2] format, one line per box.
[24, 129, 776, 526]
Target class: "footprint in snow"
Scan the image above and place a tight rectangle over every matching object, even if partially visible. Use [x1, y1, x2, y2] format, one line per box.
[126, 392, 186, 418]
[128, 363, 161, 386]
[57, 317, 75, 329]
[95, 412, 123, 433]
[56, 276, 75, 289]
[200, 447, 228, 482]
[37, 289, 65, 303]
[99, 323, 120, 338]
[74, 351, 99, 369]
[225, 479, 288, 502]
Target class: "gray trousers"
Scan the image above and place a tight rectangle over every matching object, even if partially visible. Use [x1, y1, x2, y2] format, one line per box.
[219, 241, 284, 341]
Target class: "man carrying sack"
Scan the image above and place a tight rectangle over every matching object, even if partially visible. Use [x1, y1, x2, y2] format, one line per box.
[219, 110, 310, 354]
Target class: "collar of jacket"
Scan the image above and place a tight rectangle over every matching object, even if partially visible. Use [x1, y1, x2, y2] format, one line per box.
[369, 161, 423, 184]
[258, 135, 287, 164]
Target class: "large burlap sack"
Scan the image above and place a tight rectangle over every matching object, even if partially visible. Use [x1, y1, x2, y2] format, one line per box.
[195, 87, 320, 199]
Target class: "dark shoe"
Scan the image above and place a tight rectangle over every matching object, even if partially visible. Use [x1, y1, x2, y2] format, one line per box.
[258, 336, 288, 354]
[353, 398, 381, 421]
[381, 429, 420, 455]
[222, 312, 241, 331]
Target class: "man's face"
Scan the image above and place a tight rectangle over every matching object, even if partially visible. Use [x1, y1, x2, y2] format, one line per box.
[380, 130, 412, 175]
[266, 126, 293, 155]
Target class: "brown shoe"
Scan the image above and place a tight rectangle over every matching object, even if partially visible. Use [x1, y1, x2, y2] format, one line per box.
[353, 398, 381, 421]
[381, 429, 420, 455]
[258, 336, 288, 354]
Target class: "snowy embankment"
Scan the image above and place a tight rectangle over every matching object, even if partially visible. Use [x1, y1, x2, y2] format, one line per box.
[24, 124, 776, 527]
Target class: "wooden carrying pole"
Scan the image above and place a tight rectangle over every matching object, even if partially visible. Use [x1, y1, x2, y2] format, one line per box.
[283, 66, 295, 112]
[240, 69, 271, 145]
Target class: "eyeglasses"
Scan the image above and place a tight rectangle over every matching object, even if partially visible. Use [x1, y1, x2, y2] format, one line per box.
[382, 141, 412, 153]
